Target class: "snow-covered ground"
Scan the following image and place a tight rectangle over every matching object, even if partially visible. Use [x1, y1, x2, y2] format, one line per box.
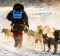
[0, 5, 60, 56]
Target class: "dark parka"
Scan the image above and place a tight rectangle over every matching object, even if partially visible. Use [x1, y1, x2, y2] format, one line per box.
[7, 3, 29, 31]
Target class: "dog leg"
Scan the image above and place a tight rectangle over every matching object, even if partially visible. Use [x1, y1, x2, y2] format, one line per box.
[40, 41, 44, 50]
[34, 40, 38, 48]
[43, 44, 45, 52]
[31, 37, 35, 46]
[47, 43, 51, 52]
[52, 42, 58, 55]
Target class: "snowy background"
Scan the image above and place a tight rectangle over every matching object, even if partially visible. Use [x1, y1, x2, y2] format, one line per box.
[0, 4, 60, 56]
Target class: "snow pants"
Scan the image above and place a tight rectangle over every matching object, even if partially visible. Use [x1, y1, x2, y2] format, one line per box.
[13, 31, 23, 47]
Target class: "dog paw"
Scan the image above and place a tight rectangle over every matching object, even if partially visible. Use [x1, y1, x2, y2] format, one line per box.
[47, 50, 50, 52]
[43, 50, 45, 52]
[52, 52, 57, 55]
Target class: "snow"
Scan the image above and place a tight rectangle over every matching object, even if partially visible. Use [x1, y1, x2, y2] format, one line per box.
[0, 6, 60, 56]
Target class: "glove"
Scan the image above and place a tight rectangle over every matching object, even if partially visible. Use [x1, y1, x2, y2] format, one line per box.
[24, 26, 29, 33]
[10, 23, 13, 26]
[26, 24, 29, 28]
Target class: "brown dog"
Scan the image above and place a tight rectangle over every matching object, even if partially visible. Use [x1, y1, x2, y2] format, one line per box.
[43, 30, 59, 55]
[24, 27, 43, 49]
[1, 28, 13, 38]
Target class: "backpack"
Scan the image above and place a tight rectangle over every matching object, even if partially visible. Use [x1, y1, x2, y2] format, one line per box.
[13, 10, 23, 19]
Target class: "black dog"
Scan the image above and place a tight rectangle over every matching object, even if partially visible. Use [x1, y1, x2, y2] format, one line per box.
[43, 30, 59, 55]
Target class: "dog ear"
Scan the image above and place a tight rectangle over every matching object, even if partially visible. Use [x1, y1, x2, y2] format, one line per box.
[3, 28, 5, 30]
[45, 33, 47, 35]
[46, 33, 47, 35]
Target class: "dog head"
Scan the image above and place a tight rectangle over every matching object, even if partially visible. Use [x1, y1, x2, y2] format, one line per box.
[28, 30, 35, 36]
[1, 28, 5, 33]
[43, 33, 48, 39]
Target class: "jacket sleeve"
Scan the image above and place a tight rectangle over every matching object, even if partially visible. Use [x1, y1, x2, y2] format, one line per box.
[6, 11, 12, 21]
[23, 11, 29, 28]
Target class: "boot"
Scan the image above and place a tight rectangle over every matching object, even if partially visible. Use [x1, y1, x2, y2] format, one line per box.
[14, 40, 18, 47]
[18, 40, 22, 49]
[14, 37, 19, 47]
